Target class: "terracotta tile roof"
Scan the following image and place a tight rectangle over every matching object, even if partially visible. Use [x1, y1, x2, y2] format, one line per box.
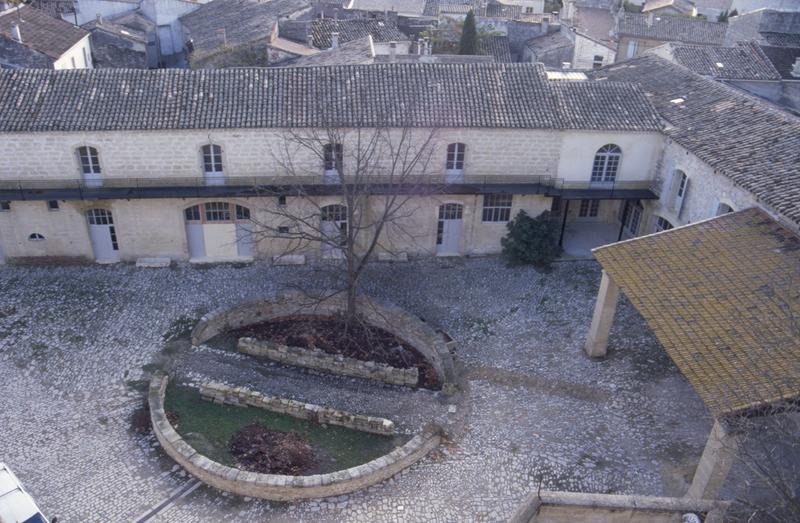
[618, 12, 727, 45]
[277, 36, 374, 66]
[477, 35, 512, 62]
[594, 208, 800, 418]
[654, 42, 781, 80]
[311, 18, 407, 49]
[0, 63, 662, 132]
[591, 55, 800, 225]
[0, 5, 88, 59]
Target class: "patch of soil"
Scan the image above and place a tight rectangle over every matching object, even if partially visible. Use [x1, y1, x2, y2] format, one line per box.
[231, 315, 440, 388]
[131, 404, 179, 435]
[229, 424, 317, 475]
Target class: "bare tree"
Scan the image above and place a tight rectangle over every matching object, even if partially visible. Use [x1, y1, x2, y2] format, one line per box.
[249, 123, 442, 329]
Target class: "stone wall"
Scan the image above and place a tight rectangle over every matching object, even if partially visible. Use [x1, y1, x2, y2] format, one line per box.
[191, 293, 456, 390]
[238, 338, 419, 388]
[149, 374, 442, 501]
[199, 381, 396, 435]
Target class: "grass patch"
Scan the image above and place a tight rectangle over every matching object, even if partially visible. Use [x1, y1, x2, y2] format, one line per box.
[165, 384, 409, 474]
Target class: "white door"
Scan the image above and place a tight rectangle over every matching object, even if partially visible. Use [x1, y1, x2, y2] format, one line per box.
[436, 203, 463, 256]
[87, 209, 120, 263]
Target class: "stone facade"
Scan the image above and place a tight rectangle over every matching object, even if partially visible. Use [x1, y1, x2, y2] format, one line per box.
[238, 337, 420, 388]
[191, 293, 457, 390]
[150, 374, 442, 501]
[199, 381, 396, 435]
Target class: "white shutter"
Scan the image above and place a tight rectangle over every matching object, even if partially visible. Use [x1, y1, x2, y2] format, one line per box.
[710, 197, 720, 218]
[660, 172, 674, 206]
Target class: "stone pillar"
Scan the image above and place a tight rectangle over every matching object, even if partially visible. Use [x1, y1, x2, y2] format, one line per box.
[584, 270, 619, 358]
[686, 420, 739, 500]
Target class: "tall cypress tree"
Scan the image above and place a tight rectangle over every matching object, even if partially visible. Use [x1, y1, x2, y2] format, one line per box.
[459, 10, 478, 55]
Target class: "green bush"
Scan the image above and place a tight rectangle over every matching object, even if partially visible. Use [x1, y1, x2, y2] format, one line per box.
[501, 210, 562, 268]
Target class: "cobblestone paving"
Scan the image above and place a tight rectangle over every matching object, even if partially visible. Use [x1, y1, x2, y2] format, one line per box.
[0, 258, 712, 522]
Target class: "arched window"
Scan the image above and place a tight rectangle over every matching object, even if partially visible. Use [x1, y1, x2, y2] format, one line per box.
[716, 202, 734, 216]
[202, 144, 224, 185]
[184, 202, 250, 223]
[653, 216, 673, 233]
[77, 146, 102, 188]
[28, 233, 45, 241]
[591, 144, 621, 183]
[446, 143, 466, 172]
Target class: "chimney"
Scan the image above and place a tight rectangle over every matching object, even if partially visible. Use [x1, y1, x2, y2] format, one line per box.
[96, 13, 103, 25]
[331, 31, 339, 48]
[307, 33, 314, 47]
[792, 57, 800, 78]
[389, 41, 397, 61]
[10, 22, 22, 44]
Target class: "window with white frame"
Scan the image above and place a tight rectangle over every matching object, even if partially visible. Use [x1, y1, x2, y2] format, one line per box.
[670, 170, 689, 214]
[77, 146, 101, 175]
[654, 216, 673, 232]
[591, 144, 621, 183]
[592, 55, 604, 69]
[578, 199, 600, 218]
[204, 201, 231, 221]
[446, 143, 466, 172]
[482, 194, 512, 222]
[202, 144, 223, 174]
[186, 202, 250, 223]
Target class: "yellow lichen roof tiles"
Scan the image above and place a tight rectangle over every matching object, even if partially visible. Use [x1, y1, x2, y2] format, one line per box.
[593, 207, 800, 419]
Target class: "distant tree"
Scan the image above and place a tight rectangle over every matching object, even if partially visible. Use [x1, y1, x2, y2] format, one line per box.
[459, 10, 478, 55]
[718, 8, 737, 22]
[501, 210, 562, 268]
[623, 1, 643, 13]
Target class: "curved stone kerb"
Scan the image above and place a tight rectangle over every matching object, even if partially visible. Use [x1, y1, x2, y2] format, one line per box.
[190, 292, 456, 389]
[149, 374, 442, 501]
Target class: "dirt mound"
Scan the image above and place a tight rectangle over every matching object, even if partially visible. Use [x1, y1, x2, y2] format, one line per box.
[231, 315, 439, 388]
[229, 424, 317, 475]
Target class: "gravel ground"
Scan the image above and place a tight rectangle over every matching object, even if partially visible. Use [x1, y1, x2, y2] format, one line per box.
[0, 258, 712, 522]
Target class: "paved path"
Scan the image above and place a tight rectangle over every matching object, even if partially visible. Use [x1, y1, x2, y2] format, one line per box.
[0, 258, 712, 522]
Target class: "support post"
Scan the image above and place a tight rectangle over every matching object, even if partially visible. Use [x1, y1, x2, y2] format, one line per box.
[584, 270, 619, 358]
[686, 420, 739, 500]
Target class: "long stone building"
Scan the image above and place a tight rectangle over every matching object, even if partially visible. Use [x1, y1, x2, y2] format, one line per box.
[0, 60, 796, 264]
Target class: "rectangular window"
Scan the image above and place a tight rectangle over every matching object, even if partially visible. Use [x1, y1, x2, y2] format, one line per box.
[47, 200, 59, 211]
[578, 200, 600, 218]
[482, 194, 512, 222]
[446, 143, 466, 171]
[324, 143, 343, 172]
[78, 147, 101, 174]
[0, 200, 10, 211]
[592, 55, 603, 69]
[278, 195, 287, 206]
[204, 202, 230, 222]
[185, 206, 201, 221]
[82, 47, 88, 67]
[278, 226, 290, 234]
[626, 39, 638, 59]
[235, 205, 250, 220]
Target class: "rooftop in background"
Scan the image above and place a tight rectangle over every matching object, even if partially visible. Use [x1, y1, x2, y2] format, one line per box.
[311, 18, 408, 49]
[278, 35, 375, 66]
[592, 54, 800, 225]
[82, 10, 154, 46]
[0, 5, 88, 59]
[593, 208, 800, 418]
[618, 12, 727, 46]
[477, 34, 512, 62]
[0, 63, 661, 132]
[180, 0, 310, 59]
[373, 53, 495, 63]
[345, 0, 428, 17]
[648, 41, 781, 80]
[725, 8, 800, 47]
[759, 44, 800, 79]
[643, 0, 697, 14]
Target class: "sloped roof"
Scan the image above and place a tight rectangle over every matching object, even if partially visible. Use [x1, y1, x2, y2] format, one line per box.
[477, 35, 512, 62]
[0, 63, 661, 132]
[278, 35, 374, 66]
[760, 45, 800, 80]
[180, 0, 310, 58]
[592, 55, 800, 225]
[346, 0, 427, 17]
[0, 5, 88, 59]
[654, 42, 781, 80]
[573, 6, 616, 47]
[618, 12, 726, 45]
[311, 18, 407, 48]
[593, 208, 800, 418]
[642, 0, 695, 14]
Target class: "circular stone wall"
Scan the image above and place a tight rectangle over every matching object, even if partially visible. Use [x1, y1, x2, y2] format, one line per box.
[149, 374, 442, 501]
[190, 292, 456, 389]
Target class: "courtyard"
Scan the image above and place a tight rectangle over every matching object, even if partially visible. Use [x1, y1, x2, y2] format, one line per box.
[0, 257, 712, 522]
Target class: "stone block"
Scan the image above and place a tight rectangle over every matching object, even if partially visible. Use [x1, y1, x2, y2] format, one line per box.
[272, 254, 306, 266]
[135, 257, 172, 268]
